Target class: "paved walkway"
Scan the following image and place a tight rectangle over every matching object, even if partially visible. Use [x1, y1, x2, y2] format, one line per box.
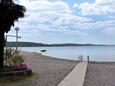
[58, 62, 88, 86]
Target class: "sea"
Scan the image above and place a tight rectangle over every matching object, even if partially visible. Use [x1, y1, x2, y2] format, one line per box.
[18, 46, 115, 61]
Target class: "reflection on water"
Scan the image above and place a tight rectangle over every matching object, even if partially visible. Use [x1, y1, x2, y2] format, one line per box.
[19, 46, 115, 61]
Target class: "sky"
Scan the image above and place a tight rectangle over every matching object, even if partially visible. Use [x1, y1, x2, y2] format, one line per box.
[6, 0, 115, 44]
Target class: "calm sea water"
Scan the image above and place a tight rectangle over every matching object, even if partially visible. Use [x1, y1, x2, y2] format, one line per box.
[19, 46, 115, 61]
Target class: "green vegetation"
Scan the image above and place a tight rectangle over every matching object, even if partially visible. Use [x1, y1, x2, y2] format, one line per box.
[4, 48, 25, 66]
[0, 73, 38, 83]
[6, 42, 107, 47]
[0, 48, 33, 78]
[0, 0, 26, 67]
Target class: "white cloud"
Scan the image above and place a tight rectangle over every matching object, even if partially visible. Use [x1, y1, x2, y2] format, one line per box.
[20, 0, 71, 13]
[74, 0, 115, 15]
[64, 31, 88, 35]
[15, 0, 115, 37]
[52, 13, 92, 29]
[103, 27, 115, 35]
[75, 19, 115, 32]
[13, 0, 91, 37]
[5, 0, 115, 43]
[73, 4, 79, 8]
[17, 0, 72, 29]
[95, 0, 113, 5]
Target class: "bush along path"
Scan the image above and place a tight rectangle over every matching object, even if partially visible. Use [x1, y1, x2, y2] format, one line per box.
[0, 48, 32, 76]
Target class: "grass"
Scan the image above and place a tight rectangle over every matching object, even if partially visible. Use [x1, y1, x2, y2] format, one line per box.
[0, 66, 15, 72]
[0, 66, 39, 83]
[0, 73, 39, 83]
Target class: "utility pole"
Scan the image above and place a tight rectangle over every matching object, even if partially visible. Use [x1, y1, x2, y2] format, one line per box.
[15, 27, 19, 51]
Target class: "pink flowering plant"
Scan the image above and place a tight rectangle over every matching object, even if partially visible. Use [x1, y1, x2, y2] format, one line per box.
[14, 64, 28, 71]
[2, 48, 33, 76]
[4, 48, 30, 71]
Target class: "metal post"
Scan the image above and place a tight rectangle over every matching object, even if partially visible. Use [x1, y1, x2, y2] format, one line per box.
[5, 34, 21, 47]
[15, 27, 19, 51]
[87, 55, 89, 63]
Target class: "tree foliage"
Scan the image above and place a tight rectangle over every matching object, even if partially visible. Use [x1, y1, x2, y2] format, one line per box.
[0, 0, 26, 33]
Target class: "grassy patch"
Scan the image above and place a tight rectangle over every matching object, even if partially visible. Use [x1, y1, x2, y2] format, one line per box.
[0, 66, 40, 83]
[0, 73, 39, 83]
[0, 66, 15, 72]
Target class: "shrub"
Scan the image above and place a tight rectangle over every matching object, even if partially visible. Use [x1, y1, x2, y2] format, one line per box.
[14, 64, 28, 71]
[4, 48, 25, 66]
[26, 69, 32, 75]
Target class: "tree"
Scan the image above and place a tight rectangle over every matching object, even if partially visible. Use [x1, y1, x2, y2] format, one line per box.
[0, 0, 26, 68]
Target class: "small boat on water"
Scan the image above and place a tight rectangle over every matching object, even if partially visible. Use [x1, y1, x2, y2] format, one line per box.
[41, 49, 46, 52]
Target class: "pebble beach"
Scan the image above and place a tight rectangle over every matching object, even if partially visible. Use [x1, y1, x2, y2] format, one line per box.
[84, 62, 115, 86]
[0, 51, 78, 86]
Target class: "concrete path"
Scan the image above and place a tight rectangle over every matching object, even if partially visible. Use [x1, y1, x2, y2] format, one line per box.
[58, 62, 88, 86]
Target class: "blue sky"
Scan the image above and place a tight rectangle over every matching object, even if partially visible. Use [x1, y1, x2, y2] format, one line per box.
[7, 0, 115, 44]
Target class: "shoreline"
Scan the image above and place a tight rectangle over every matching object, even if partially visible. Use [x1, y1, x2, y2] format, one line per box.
[0, 51, 78, 86]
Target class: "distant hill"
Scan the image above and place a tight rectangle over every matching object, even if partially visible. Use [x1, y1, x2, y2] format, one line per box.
[5, 42, 108, 47]
[6, 42, 48, 47]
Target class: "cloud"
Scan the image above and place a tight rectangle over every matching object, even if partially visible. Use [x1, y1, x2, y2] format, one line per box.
[18, 0, 72, 27]
[6, 0, 115, 44]
[15, 0, 115, 35]
[103, 27, 115, 35]
[13, 0, 91, 36]
[64, 31, 88, 35]
[20, 0, 71, 13]
[52, 13, 92, 29]
[74, 0, 115, 15]
[73, 4, 79, 8]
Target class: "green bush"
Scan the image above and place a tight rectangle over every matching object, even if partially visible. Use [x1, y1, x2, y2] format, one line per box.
[26, 69, 32, 75]
[4, 48, 25, 66]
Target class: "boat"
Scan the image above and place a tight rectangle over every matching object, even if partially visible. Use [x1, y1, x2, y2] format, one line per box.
[41, 49, 46, 52]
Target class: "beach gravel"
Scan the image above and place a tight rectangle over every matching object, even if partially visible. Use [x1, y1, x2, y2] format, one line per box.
[84, 62, 115, 86]
[0, 51, 78, 86]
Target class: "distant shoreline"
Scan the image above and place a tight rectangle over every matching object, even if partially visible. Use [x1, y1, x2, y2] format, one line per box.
[5, 42, 115, 47]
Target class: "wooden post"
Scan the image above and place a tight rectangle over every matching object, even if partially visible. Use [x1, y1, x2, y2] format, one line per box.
[87, 55, 89, 63]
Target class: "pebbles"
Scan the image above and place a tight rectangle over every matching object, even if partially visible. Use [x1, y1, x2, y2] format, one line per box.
[0, 51, 78, 86]
[84, 62, 115, 86]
